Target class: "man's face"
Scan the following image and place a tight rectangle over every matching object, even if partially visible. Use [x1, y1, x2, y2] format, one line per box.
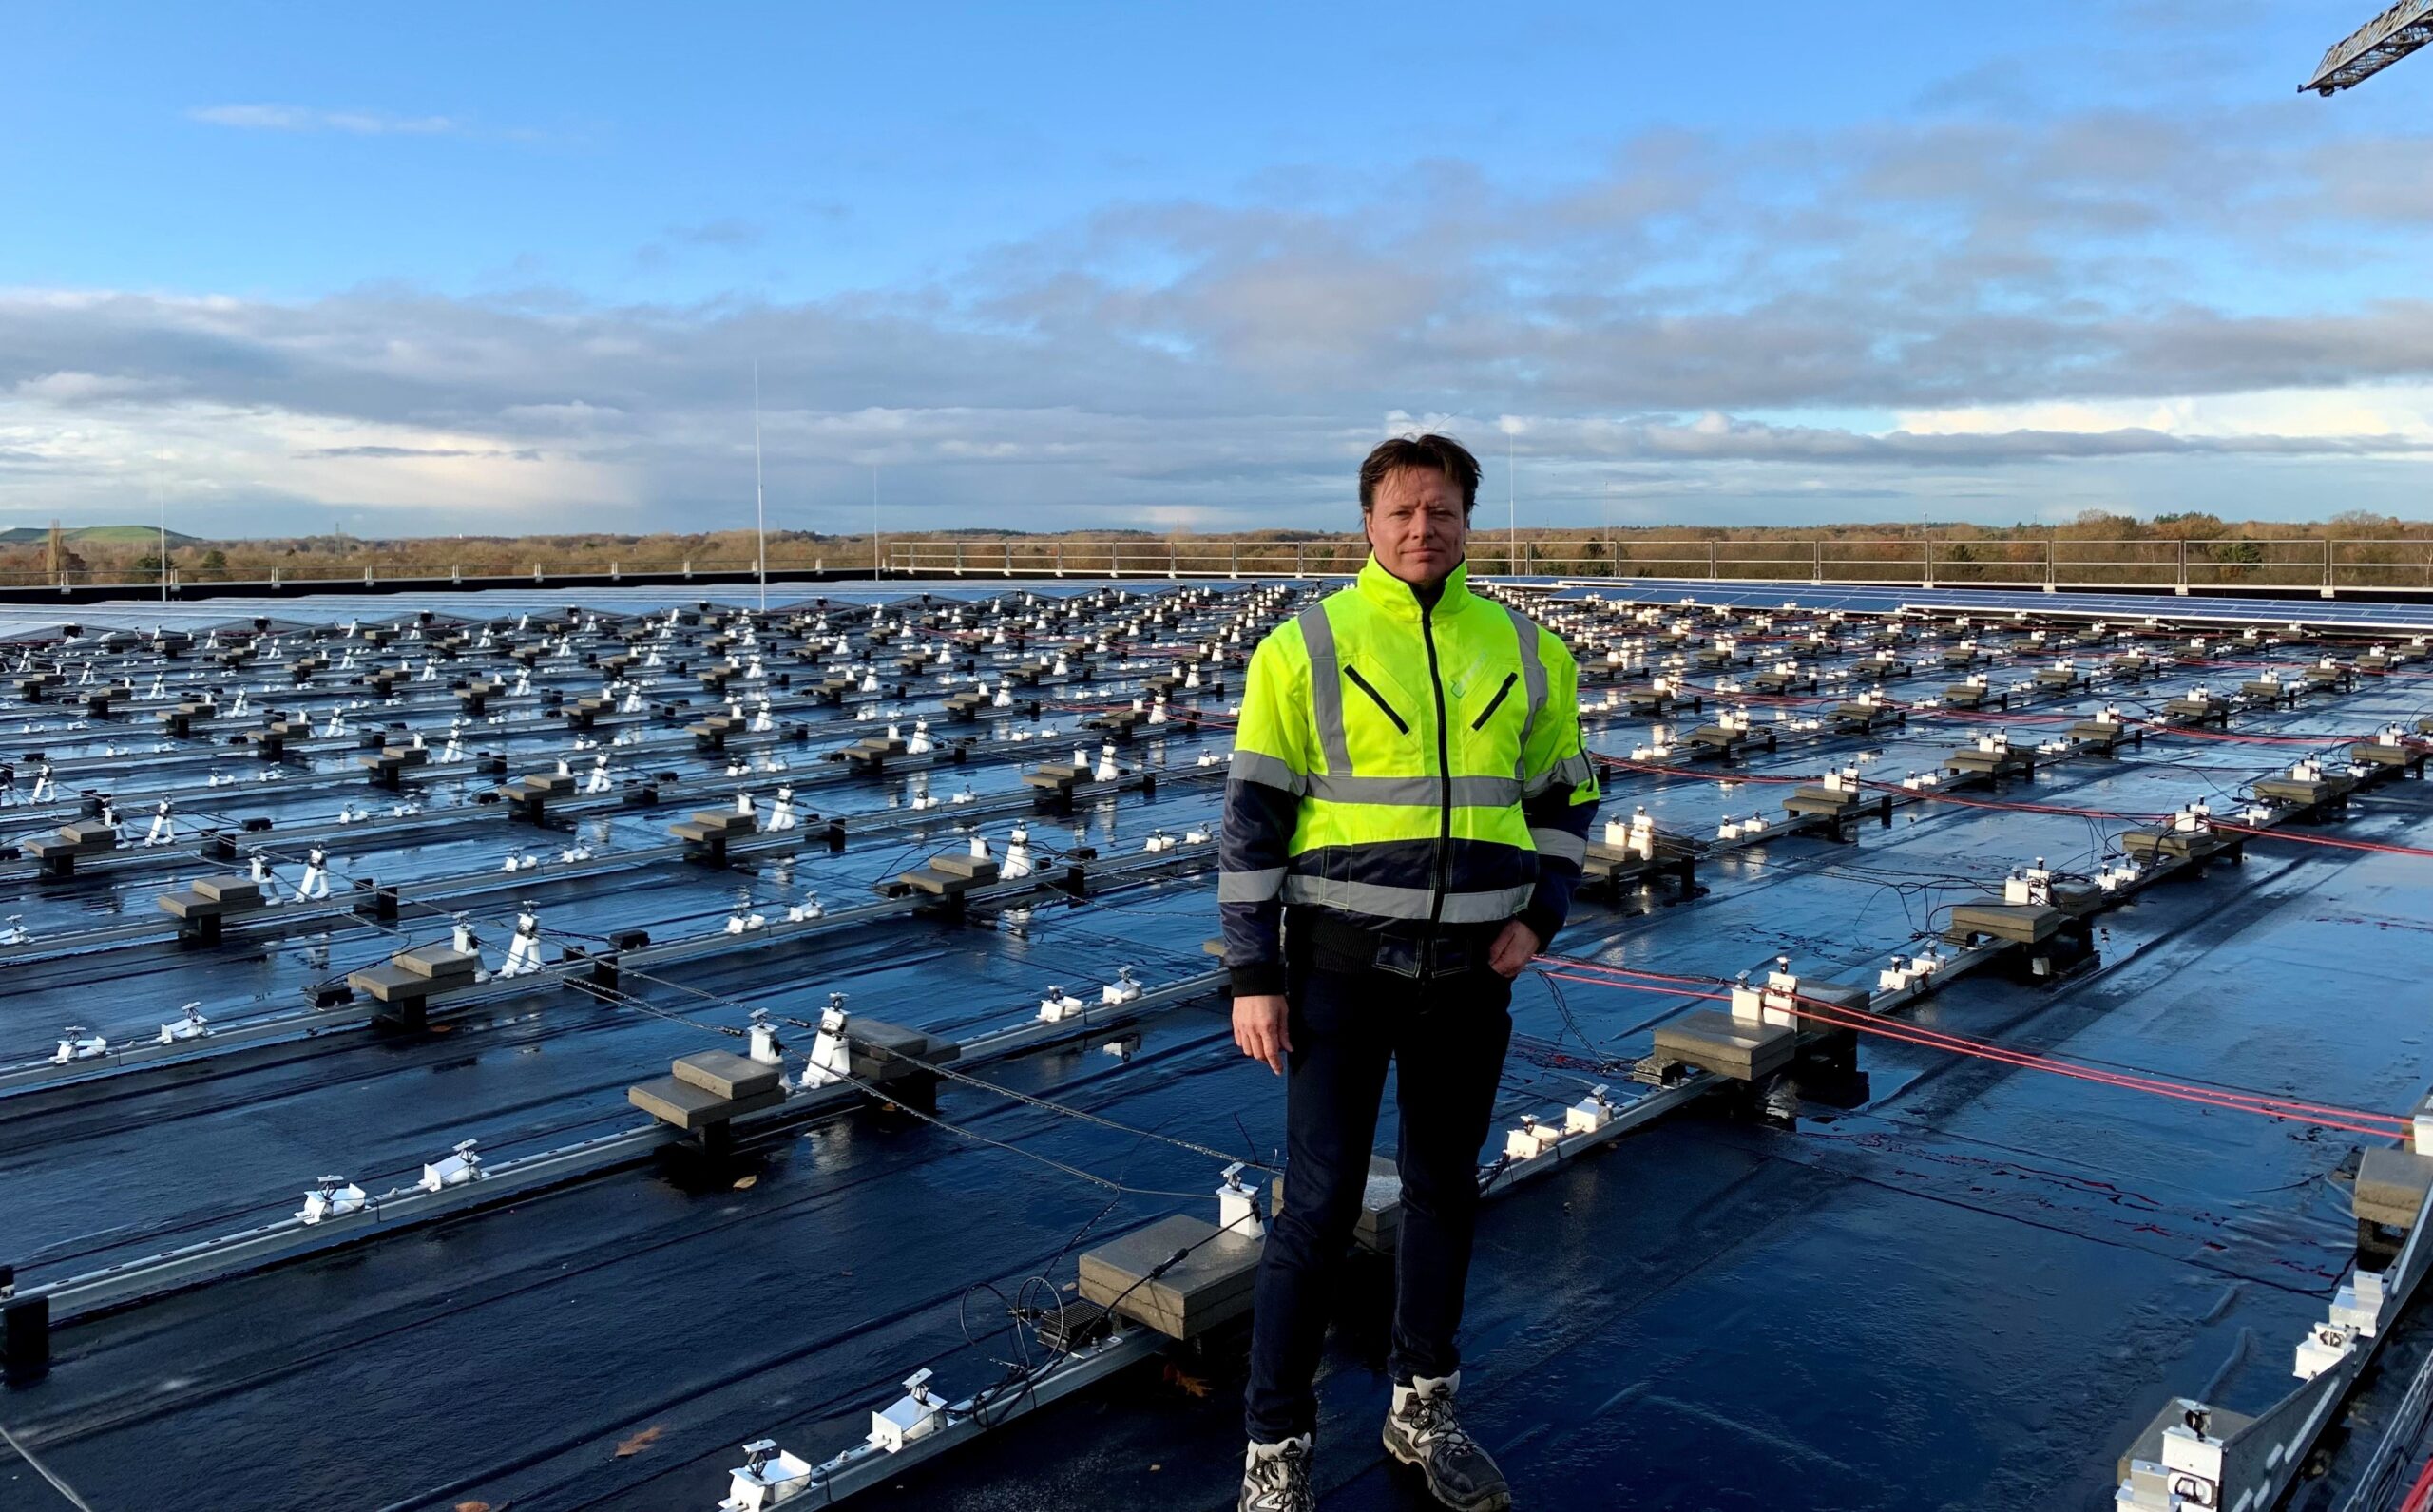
[1364, 467, 1468, 587]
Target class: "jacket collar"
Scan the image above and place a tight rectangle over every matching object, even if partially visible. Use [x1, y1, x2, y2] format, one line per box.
[1355, 554, 1471, 622]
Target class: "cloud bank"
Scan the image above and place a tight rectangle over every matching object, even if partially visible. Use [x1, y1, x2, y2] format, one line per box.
[10, 103, 2433, 534]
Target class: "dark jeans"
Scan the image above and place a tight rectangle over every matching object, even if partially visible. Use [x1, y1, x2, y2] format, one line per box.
[1242, 957, 1515, 1444]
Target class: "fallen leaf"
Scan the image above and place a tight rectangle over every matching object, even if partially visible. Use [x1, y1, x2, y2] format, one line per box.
[615, 1425, 666, 1458]
[732, 1175, 757, 1190]
[454, 1502, 492, 1512]
[1161, 1363, 1211, 1399]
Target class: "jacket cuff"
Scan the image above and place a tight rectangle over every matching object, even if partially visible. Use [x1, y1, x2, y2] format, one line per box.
[1229, 961, 1288, 998]
[1515, 903, 1564, 954]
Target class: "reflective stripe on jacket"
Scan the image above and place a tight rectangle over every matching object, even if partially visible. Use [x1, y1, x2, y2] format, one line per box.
[1220, 556, 1600, 995]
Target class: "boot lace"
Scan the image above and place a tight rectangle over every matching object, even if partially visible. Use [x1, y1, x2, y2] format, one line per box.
[1408, 1392, 1479, 1458]
[1247, 1440, 1315, 1512]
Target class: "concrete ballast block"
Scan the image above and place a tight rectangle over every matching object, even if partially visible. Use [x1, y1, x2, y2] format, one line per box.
[393, 944, 480, 980]
[671, 1049, 783, 1101]
[2356, 1147, 2433, 1231]
[1078, 1213, 1263, 1340]
[1651, 1010, 1795, 1082]
[627, 1076, 786, 1131]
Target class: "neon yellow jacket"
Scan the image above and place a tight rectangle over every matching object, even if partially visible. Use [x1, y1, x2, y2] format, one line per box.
[1220, 556, 1600, 993]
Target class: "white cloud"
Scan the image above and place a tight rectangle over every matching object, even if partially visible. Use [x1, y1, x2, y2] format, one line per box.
[1895, 385, 2433, 444]
[0, 395, 632, 527]
[11, 371, 179, 403]
[187, 105, 465, 136]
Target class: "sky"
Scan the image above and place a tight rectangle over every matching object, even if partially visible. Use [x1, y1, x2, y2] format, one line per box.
[3, 1, 2432, 539]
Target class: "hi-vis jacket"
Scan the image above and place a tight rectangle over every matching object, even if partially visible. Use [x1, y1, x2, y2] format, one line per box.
[1220, 556, 1600, 996]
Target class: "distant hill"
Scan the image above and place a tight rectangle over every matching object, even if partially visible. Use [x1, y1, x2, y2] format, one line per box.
[0, 525, 203, 546]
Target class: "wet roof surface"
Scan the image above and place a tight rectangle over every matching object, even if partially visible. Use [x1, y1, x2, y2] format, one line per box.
[1, 579, 2428, 1512]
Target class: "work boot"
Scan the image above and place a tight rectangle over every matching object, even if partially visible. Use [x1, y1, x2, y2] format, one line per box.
[1383, 1372, 1511, 1511]
[1238, 1434, 1316, 1512]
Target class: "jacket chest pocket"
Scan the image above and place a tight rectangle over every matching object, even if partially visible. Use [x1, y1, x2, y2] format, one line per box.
[1458, 666, 1528, 775]
[1335, 660, 1427, 770]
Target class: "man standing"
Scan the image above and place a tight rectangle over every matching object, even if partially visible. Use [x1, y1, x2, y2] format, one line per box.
[1223, 434, 1600, 1511]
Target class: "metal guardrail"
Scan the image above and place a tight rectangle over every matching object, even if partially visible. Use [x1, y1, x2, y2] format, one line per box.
[883, 536, 2433, 597]
[0, 556, 929, 609]
[12, 535, 2433, 600]
[0, 556, 850, 594]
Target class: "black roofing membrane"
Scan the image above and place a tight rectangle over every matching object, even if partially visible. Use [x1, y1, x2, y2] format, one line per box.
[0, 580, 2428, 1512]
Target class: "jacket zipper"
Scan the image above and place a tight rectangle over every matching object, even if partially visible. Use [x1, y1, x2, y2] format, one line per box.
[1470, 671, 1517, 731]
[1343, 664, 1409, 733]
[1419, 598, 1451, 967]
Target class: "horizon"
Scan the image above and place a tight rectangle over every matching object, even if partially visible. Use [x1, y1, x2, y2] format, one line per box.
[17, 506, 2427, 561]
[5, 3, 2433, 537]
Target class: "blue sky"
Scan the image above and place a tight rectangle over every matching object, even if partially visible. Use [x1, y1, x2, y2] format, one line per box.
[3, 2, 2431, 537]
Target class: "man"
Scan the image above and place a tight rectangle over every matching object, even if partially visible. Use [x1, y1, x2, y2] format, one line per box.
[1222, 433, 1600, 1511]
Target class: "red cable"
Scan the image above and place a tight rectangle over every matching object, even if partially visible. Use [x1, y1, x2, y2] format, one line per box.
[2142, 723, 2394, 746]
[1634, 671, 2404, 748]
[1856, 784, 2166, 822]
[1541, 967, 2404, 1137]
[2400, 1448, 2433, 1512]
[1855, 786, 2433, 858]
[2213, 823, 2433, 860]
[1535, 957, 2411, 1134]
[1598, 744, 2433, 861]
[1782, 992, 2409, 1133]
[1547, 954, 2404, 1124]
[1917, 707, 2079, 726]
[1593, 754, 1816, 787]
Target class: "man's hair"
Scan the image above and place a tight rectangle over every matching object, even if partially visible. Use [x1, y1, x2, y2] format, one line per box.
[1358, 433, 1481, 518]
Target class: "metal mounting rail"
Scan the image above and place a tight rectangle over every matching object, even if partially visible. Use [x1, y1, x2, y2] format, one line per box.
[0, 684, 1211, 890]
[2120, 1179, 2433, 1512]
[2331, 1303, 2433, 1512]
[0, 840, 1225, 1100]
[781, 1325, 1171, 1501]
[0, 758, 1224, 970]
[15, 968, 1226, 1325]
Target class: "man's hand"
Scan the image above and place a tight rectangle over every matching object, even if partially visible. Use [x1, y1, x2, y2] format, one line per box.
[1233, 993, 1293, 1075]
[1488, 917, 1542, 979]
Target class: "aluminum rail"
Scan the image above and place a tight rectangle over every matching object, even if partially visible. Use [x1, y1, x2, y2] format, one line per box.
[0, 746, 1227, 969]
[2119, 1180, 2433, 1512]
[0, 695, 1223, 891]
[2330, 1306, 2433, 1512]
[6, 588, 1286, 793]
[14, 968, 1228, 1324]
[0, 839, 1226, 1099]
